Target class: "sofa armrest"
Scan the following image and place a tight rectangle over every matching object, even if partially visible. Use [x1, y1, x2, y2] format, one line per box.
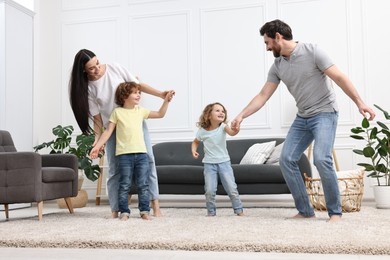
[0, 152, 43, 203]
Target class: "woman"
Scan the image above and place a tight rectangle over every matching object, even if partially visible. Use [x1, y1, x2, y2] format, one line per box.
[69, 49, 173, 217]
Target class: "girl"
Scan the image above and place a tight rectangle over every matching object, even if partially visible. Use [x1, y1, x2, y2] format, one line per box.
[191, 102, 244, 216]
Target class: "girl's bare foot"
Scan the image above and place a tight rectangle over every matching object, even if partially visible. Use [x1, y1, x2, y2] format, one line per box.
[327, 215, 342, 223]
[141, 214, 150, 220]
[151, 200, 162, 217]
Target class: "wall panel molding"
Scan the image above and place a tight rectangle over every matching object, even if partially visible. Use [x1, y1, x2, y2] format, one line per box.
[129, 10, 193, 134]
[61, 0, 120, 11]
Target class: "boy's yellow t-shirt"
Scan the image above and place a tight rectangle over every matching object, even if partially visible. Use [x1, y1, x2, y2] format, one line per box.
[109, 106, 150, 156]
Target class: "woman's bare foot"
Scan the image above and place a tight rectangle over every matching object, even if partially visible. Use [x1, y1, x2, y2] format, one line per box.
[327, 215, 342, 223]
[141, 214, 150, 220]
[151, 200, 162, 217]
[112, 211, 119, 218]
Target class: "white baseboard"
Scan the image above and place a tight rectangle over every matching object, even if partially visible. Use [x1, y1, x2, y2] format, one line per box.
[0, 203, 32, 211]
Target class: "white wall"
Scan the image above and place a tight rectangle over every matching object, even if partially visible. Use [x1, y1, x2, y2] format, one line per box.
[33, 0, 390, 199]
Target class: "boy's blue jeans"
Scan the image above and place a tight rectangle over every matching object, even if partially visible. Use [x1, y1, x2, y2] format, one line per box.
[106, 121, 158, 213]
[203, 161, 243, 215]
[279, 112, 342, 217]
[117, 153, 150, 216]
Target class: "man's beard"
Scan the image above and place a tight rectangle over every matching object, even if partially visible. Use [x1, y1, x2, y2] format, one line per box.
[273, 50, 280, 57]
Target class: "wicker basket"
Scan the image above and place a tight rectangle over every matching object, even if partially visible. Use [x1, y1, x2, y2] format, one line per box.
[304, 171, 364, 213]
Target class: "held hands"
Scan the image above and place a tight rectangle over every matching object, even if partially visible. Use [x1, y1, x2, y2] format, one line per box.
[231, 116, 243, 131]
[89, 146, 100, 159]
[162, 90, 175, 101]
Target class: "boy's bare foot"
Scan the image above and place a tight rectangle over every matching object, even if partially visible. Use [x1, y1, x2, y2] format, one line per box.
[327, 215, 342, 223]
[120, 214, 129, 221]
[151, 200, 162, 217]
[112, 211, 119, 218]
[141, 214, 150, 220]
[291, 213, 316, 219]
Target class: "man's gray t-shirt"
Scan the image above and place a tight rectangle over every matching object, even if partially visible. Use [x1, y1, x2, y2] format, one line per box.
[267, 42, 338, 118]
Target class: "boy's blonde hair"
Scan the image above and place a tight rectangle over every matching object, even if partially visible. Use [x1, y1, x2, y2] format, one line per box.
[115, 82, 140, 107]
[196, 102, 227, 129]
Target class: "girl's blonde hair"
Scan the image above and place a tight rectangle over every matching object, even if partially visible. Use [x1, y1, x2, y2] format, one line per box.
[196, 102, 228, 129]
[115, 82, 140, 107]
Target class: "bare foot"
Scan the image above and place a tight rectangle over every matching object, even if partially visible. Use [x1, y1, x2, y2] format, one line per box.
[112, 211, 119, 218]
[291, 213, 316, 219]
[151, 200, 162, 217]
[327, 215, 342, 223]
[141, 214, 150, 220]
[237, 212, 245, 216]
[120, 215, 129, 221]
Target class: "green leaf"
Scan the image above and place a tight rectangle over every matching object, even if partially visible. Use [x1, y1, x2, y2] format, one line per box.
[377, 121, 389, 130]
[352, 149, 364, 155]
[362, 146, 375, 157]
[350, 127, 364, 134]
[362, 117, 370, 128]
[357, 163, 375, 171]
[369, 127, 378, 140]
[374, 104, 390, 120]
[350, 135, 365, 140]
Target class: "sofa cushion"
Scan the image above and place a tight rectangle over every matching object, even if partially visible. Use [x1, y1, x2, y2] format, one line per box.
[42, 167, 76, 183]
[239, 141, 276, 164]
[156, 165, 205, 184]
[232, 164, 286, 183]
[265, 142, 284, 164]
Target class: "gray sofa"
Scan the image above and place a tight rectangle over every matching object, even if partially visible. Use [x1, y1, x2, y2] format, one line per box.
[151, 138, 312, 195]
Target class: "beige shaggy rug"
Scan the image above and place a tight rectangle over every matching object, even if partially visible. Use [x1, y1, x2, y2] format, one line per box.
[0, 205, 389, 255]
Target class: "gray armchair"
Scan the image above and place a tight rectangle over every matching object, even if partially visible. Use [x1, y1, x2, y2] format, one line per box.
[0, 130, 78, 220]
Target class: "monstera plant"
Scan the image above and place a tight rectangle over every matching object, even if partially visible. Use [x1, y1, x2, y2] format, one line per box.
[34, 125, 103, 181]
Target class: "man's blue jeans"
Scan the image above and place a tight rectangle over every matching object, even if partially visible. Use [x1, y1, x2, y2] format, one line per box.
[106, 121, 158, 212]
[203, 161, 243, 216]
[117, 153, 150, 216]
[279, 112, 342, 217]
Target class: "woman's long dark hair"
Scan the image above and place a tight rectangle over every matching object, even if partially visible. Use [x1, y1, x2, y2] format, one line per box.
[69, 49, 96, 134]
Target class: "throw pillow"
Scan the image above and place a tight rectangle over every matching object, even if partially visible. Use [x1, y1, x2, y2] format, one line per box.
[239, 141, 276, 164]
[265, 142, 284, 164]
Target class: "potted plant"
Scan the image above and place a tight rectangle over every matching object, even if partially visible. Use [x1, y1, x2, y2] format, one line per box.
[350, 104, 390, 208]
[33, 125, 103, 183]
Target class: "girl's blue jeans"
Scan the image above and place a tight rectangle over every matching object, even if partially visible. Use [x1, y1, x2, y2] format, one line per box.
[106, 121, 158, 212]
[279, 112, 342, 217]
[117, 153, 150, 216]
[203, 161, 243, 216]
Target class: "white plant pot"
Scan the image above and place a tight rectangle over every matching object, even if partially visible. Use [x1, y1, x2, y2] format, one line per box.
[373, 185, 390, 209]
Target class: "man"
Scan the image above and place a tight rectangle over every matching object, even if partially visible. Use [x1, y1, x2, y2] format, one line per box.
[231, 19, 375, 222]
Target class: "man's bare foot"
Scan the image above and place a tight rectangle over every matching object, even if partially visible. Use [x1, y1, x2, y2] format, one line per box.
[327, 215, 342, 223]
[151, 200, 162, 217]
[112, 211, 119, 218]
[237, 212, 245, 216]
[141, 214, 150, 220]
[291, 213, 316, 219]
